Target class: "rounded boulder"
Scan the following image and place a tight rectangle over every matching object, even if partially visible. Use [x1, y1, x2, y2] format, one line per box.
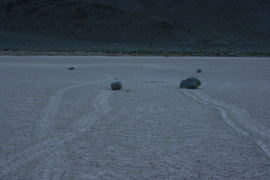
[180, 77, 201, 89]
[111, 81, 122, 90]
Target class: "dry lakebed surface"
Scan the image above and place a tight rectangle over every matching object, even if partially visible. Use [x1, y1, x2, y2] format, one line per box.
[0, 56, 270, 179]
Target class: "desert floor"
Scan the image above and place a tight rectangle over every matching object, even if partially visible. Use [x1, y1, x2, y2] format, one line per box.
[0, 56, 270, 179]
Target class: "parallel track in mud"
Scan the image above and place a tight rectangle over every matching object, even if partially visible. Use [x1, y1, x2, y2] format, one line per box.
[182, 89, 270, 159]
[0, 75, 113, 177]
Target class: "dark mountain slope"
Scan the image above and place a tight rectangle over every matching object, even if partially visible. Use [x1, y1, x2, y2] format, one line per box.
[0, 0, 270, 55]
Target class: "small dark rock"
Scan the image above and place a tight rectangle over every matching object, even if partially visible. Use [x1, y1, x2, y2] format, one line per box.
[196, 69, 202, 73]
[111, 81, 122, 90]
[68, 67, 75, 70]
[180, 77, 201, 89]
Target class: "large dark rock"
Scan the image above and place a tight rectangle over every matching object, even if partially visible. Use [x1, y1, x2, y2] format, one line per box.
[68, 67, 75, 70]
[180, 77, 201, 89]
[111, 81, 122, 90]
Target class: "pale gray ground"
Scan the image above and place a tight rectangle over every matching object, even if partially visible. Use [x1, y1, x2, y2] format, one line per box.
[0, 56, 270, 179]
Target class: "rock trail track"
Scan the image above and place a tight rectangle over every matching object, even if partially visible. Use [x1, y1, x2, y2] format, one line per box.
[183, 89, 270, 158]
[0, 75, 113, 177]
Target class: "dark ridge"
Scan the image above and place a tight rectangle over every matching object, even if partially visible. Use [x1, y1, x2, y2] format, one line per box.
[0, 0, 270, 55]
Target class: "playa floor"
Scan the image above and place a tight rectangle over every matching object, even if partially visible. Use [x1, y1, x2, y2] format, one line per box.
[0, 56, 270, 179]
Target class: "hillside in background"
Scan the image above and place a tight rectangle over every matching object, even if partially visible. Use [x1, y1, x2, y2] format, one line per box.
[0, 0, 270, 55]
